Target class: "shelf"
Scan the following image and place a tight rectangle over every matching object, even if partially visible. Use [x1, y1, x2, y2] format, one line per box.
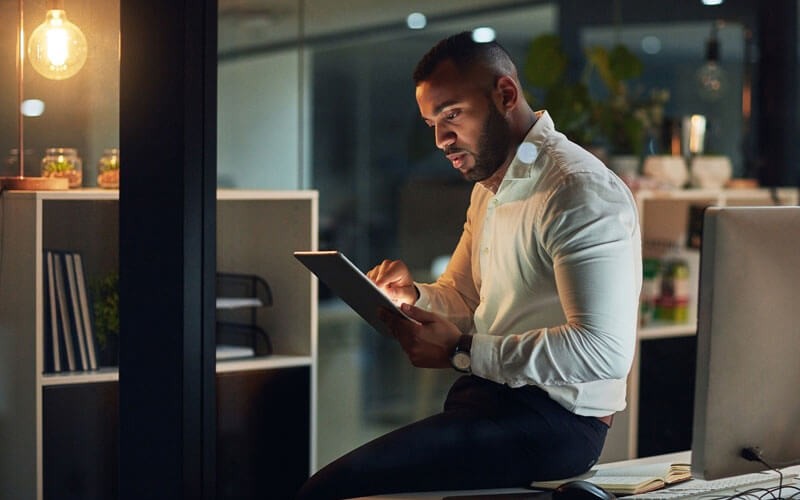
[638, 322, 696, 340]
[634, 186, 798, 202]
[2, 187, 119, 201]
[216, 297, 264, 309]
[40, 367, 119, 386]
[215, 354, 312, 373]
[38, 355, 314, 384]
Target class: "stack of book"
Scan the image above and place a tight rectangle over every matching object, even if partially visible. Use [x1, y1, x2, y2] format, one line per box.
[43, 250, 99, 372]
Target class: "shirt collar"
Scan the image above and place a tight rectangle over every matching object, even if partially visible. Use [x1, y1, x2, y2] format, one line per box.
[505, 110, 553, 180]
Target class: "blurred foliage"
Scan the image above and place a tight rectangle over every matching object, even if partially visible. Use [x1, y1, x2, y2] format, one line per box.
[92, 272, 119, 349]
[523, 34, 669, 157]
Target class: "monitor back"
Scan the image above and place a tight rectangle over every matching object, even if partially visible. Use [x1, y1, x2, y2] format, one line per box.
[692, 205, 800, 479]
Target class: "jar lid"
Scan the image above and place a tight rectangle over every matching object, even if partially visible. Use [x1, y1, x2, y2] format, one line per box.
[45, 147, 78, 155]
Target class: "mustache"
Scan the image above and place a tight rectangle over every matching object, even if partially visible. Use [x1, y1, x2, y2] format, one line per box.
[444, 146, 468, 155]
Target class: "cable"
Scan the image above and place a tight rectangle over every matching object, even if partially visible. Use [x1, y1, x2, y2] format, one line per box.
[742, 447, 784, 494]
[769, 187, 781, 206]
[739, 447, 800, 499]
[743, 447, 800, 470]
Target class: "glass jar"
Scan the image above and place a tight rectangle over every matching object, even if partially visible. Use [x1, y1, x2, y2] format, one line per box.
[96, 148, 120, 189]
[41, 147, 82, 188]
[5, 148, 38, 177]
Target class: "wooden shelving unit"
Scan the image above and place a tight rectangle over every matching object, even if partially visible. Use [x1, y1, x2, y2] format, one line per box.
[0, 188, 318, 499]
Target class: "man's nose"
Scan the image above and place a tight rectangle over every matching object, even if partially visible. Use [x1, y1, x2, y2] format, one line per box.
[435, 125, 455, 150]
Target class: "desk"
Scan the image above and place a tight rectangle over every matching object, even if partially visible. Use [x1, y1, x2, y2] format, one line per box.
[352, 451, 800, 500]
[350, 453, 689, 500]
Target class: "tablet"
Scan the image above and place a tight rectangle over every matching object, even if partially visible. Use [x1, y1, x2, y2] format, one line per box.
[293, 250, 418, 336]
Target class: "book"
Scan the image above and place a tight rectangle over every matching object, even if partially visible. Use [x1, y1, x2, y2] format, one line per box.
[52, 251, 77, 371]
[531, 461, 692, 495]
[44, 251, 62, 372]
[64, 253, 89, 371]
[72, 253, 98, 370]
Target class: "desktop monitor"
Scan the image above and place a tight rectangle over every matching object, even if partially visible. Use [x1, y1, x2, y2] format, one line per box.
[691, 205, 800, 480]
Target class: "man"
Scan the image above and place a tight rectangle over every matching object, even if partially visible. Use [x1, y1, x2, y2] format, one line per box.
[297, 31, 641, 499]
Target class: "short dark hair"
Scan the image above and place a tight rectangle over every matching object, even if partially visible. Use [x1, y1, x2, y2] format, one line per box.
[412, 31, 515, 85]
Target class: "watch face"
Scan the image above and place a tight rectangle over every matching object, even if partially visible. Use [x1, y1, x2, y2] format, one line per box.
[452, 351, 471, 372]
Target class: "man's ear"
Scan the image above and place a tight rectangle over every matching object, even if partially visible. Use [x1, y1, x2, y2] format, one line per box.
[495, 75, 519, 112]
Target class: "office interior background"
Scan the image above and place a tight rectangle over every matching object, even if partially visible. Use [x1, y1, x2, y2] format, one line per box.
[215, 0, 800, 468]
[0, 0, 798, 496]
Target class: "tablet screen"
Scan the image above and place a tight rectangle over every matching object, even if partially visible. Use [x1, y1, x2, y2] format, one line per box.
[294, 250, 417, 336]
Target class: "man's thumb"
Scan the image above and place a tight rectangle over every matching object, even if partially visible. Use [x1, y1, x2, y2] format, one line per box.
[400, 302, 436, 323]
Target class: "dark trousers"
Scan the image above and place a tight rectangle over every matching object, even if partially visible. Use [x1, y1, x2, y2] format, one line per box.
[297, 375, 609, 500]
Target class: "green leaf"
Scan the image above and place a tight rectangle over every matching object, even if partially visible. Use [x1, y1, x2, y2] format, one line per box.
[609, 44, 643, 81]
[92, 272, 119, 348]
[524, 34, 567, 89]
[585, 46, 616, 91]
[545, 83, 594, 145]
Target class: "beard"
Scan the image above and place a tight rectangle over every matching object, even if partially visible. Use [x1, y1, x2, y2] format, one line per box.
[447, 103, 513, 182]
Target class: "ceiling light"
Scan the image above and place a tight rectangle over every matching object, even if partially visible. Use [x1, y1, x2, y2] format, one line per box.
[641, 36, 662, 55]
[696, 22, 727, 101]
[406, 12, 426, 30]
[21, 99, 45, 117]
[702, 0, 724, 5]
[471, 27, 496, 43]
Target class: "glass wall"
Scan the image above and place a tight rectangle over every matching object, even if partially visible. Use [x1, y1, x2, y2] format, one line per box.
[217, 0, 560, 469]
[216, 0, 800, 470]
[1, 0, 119, 183]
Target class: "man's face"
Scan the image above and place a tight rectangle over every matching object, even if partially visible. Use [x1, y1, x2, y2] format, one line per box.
[416, 60, 512, 182]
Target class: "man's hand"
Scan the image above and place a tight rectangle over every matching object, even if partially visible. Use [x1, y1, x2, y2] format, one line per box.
[380, 303, 461, 369]
[366, 259, 419, 305]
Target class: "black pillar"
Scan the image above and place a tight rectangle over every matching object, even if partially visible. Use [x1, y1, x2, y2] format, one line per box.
[119, 0, 217, 498]
[756, 0, 799, 187]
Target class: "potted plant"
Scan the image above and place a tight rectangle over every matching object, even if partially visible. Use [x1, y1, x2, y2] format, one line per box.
[523, 34, 595, 147]
[523, 34, 669, 173]
[92, 272, 119, 366]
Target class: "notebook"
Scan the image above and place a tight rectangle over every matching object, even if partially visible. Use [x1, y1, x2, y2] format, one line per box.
[531, 461, 691, 495]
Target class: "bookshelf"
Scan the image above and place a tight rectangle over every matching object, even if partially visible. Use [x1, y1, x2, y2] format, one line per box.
[598, 187, 799, 464]
[0, 188, 318, 499]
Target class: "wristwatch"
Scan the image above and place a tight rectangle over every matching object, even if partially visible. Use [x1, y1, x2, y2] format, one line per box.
[450, 334, 473, 373]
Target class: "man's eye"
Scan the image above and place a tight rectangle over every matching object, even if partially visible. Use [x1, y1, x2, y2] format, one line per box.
[445, 110, 459, 120]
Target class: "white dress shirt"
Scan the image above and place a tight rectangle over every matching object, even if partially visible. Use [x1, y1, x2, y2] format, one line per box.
[415, 111, 642, 417]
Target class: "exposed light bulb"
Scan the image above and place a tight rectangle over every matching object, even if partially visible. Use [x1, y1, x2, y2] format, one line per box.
[696, 61, 727, 101]
[28, 8, 88, 80]
[696, 22, 726, 101]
